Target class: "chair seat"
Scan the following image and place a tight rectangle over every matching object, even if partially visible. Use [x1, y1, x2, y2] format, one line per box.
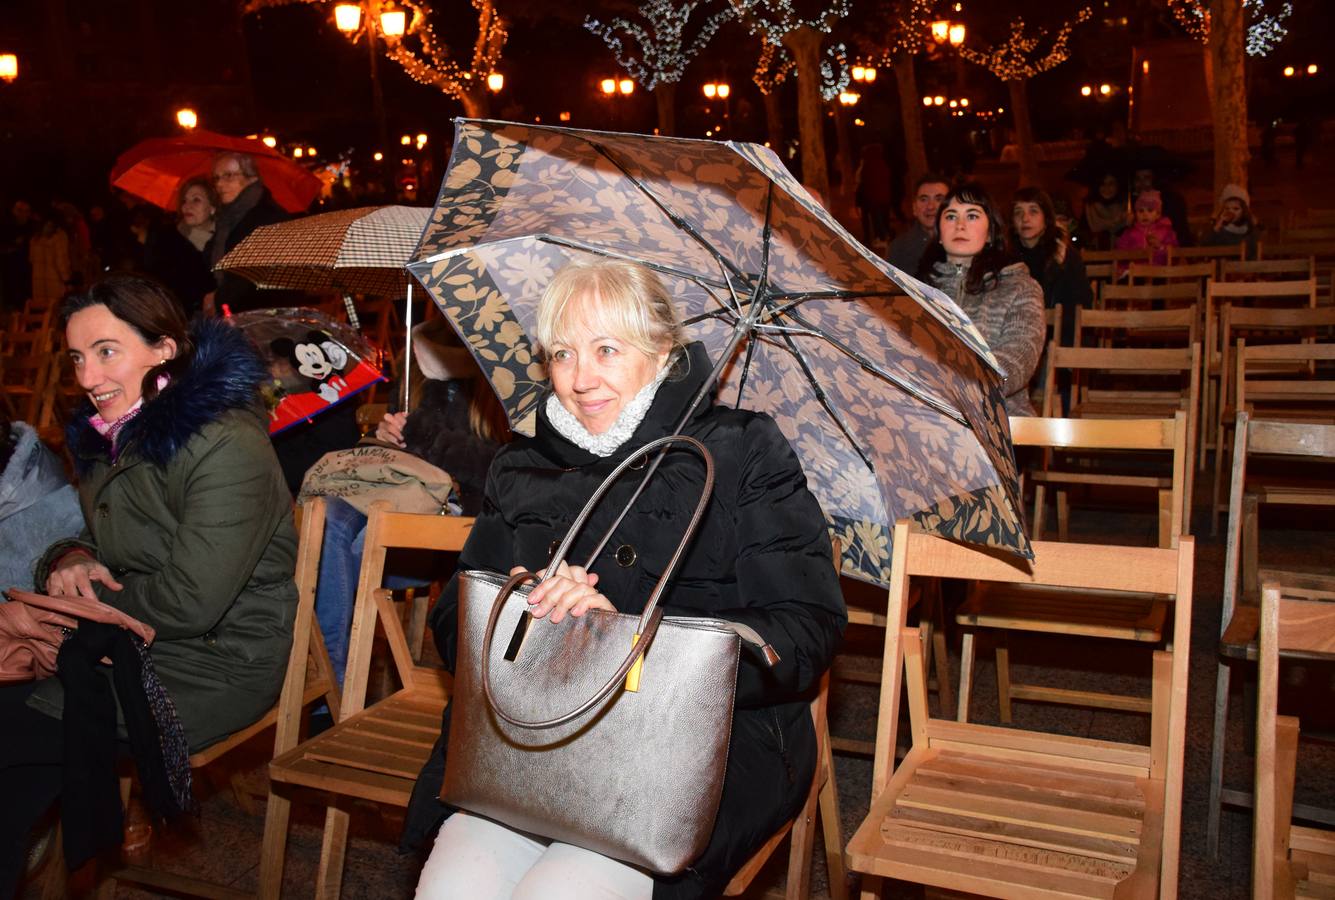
[269, 689, 445, 807]
[1291, 824, 1335, 898]
[957, 584, 1168, 642]
[849, 745, 1162, 900]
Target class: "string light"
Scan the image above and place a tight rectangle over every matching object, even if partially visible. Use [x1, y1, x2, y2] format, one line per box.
[243, 0, 508, 106]
[585, 0, 736, 91]
[732, 0, 850, 99]
[957, 8, 1092, 82]
[1168, 0, 1293, 57]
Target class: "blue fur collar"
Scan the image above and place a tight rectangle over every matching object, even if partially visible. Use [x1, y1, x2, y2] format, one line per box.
[68, 318, 269, 471]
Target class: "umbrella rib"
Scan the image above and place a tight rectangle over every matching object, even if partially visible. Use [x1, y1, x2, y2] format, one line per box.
[585, 140, 750, 287]
[534, 235, 731, 290]
[775, 329, 876, 474]
[782, 308, 969, 427]
[733, 330, 759, 410]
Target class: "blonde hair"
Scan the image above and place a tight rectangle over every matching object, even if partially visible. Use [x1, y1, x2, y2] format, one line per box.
[535, 259, 683, 359]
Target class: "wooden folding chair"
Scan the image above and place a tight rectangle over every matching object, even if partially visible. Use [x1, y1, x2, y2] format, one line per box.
[1098, 281, 1201, 312]
[1252, 580, 1335, 899]
[0, 352, 51, 423]
[724, 543, 847, 900]
[1258, 240, 1335, 306]
[1043, 342, 1201, 512]
[1201, 279, 1320, 470]
[261, 504, 473, 899]
[1205, 416, 1335, 858]
[1127, 261, 1215, 285]
[1221, 257, 1315, 282]
[1074, 306, 1198, 351]
[1210, 340, 1335, 532]
[52, 498, 342, 900]
[1082, 247, 1153, 269]
[1168, 243, 1246, 264]
[848, 522, 1194, 899]
[957, 414, 1187, 723]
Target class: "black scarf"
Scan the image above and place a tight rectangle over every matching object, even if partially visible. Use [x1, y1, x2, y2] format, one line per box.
[209, 179, 265, 268]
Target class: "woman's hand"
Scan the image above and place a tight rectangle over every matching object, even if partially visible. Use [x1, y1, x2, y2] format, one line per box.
[513, 561, 614, 625]
[376, 411, 408, 447]
[47, 551, 123, 600]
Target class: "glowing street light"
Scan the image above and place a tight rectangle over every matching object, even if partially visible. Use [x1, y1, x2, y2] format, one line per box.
[703, 83, 717, 99]
[618, 78, 634, 95]
[0, 54, 16, 84]
[373, 151, 384, 161]
[1099, 83, 1112, 96]
[487, 71, 504, 92]
[1081, 84, 1093, 96]
[922, 96, 933, 106]
[838, 91, 860, 106]
[1283, 66, 1295, 77]
[307, 146, 317, 156]
[334, 3, 362, 34]
[415, 132, 428, 149]
[261, 135, 277, 148]
[960, 98, 969, 107]
[933, 95, 946, 106]
[948, 24, 966, 46]
[293, 147, 304, 158]
[931, 20, 950, 42]
[600, 78, 617, 95]
[176, 108, 198, 130]
[400, 134, 411, 145]
[379, 6, 406, 38]
[1308, 64, 1319, 75]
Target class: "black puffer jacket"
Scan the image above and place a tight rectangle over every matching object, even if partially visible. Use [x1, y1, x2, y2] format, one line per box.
[402, 342, 847, 898]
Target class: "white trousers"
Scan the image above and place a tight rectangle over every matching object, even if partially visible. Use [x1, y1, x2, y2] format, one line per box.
[415, 811, 654, 900]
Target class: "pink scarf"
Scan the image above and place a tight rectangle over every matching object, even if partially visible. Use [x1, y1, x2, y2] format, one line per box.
[88, 374, 170, 456]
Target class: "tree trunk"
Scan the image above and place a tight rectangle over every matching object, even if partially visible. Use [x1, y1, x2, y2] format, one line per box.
[654, 81, 677, 136]
[458, 86, 490, 120]
[1007, 78, 1040, 188]
[782, 26, 831, 204]
[894, 50, 929, 194]
[834, 102, 855, 197]
[1209, 0, 1249, 197]
[762, 88, 785, 154]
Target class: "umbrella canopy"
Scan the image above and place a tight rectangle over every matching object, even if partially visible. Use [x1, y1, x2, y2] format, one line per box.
[111, 130, 322, 214]
[408, 120, 1029, 585]
[232, 307, 385, 435]
[216, 205, 430, 297]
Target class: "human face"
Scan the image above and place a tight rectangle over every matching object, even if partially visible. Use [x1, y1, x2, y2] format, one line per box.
[1221, 198, 1244, 224]
[1098, 175, 1119, 201]
[547, 293, 670, 435]
[66, 304, 176, 423]
[913, 182, 949, 232]
[1133, 169, 1154, 194]
[1135, 206, 1159, 227]
[1012, 201, 1046, 249]
[179, 185, 215, 228]
[211, 160, 257, 205]
[940, 199, 991, 264]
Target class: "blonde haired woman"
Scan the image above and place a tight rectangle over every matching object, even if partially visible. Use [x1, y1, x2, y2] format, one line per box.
[406, 258, 846, 899]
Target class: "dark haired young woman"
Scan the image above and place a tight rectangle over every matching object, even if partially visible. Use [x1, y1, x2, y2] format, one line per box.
[1011, 186, 1092, 347]
[918, 182, 1046, 415]
[0, 274, 296, 896]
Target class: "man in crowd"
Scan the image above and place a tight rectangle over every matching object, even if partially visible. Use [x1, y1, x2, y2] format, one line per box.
[205, 152, 288, 314]
[886, 173, 949, 276]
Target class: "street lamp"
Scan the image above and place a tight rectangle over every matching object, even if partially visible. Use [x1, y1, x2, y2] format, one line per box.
[262, 135, 277, 148]
[948, 24, 965, 46]
[379, 5, 406, 38]
[838, 91, 860, 106]
[618, 78, 634, 95]
[1283, 66, 1295, 77]
[1081, 84, 1093, 96]
[1099, 83, 1112, 96]
[334, 3, 363, 33]
[1308, 64, 1319, 75]
[487, 71, 504, 92]
[851, 65, 876, 84]
[0, 54, 16, 84]
[600, 78, 617, 95]
[922, 95, 933, 106]
[176, 108, 198, 129]
[931, 20, 950, 42]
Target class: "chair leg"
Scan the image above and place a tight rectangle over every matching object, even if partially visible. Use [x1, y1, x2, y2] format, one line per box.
[784, 777, 819, 900]
[258, 790, 292, 900]
[957, 631, 976, 723]
[995, 636, 1013, 724]
[1207, 660, 1232, 859]
[1211, 422, 1230, 536]
[315, 806, 351, 899]
[817, 737, 848, 900]
[859, 874, 883, 900]
[1056, 490, 1071, 542]
[1033, 484, 1047, 541]
[1242, 494, 1259, 603]
[931, 594, 953, 719]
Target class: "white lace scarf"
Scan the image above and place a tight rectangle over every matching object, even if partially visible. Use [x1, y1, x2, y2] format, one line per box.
[545, 360, 673, 457]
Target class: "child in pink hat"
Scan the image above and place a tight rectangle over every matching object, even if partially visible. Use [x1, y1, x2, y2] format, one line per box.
[1116, 189, 1178, 265]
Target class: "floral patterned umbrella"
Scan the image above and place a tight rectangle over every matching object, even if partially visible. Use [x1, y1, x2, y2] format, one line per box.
[407, 119, 1029, 585]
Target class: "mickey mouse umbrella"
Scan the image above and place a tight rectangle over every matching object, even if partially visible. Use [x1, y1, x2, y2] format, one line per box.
[408, 120, 1030, 585]
[230, 308, 385, 435]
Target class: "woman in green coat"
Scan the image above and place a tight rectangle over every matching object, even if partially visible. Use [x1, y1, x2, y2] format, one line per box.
[0, 275, 296, 896]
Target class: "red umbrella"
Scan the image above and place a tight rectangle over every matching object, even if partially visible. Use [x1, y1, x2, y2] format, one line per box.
[110, 130, 322, 214]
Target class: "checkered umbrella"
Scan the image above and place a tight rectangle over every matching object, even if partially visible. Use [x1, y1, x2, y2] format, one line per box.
[216, 205, 430, 298]
[409, 120, 1031, 585]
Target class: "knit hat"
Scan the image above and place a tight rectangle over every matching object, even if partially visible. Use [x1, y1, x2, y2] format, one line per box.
[1219, 183, 1250, 208]
[1134, 189, 1162, 213]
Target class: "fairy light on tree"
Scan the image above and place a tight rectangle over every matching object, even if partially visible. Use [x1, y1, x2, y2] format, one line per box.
[752, 39, 796, 153]
[852, 0, 933, 200]
[957, 7, 1092, 186]
[730, 0, 852, 204]
[244, 0, 507, 119]
[1168, 0, 1293, 56]
[585, 1, 736, 136]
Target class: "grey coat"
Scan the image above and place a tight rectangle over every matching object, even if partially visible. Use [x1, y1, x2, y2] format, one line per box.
[0, 423, 84, 592]
[930, 260, 1046, 415]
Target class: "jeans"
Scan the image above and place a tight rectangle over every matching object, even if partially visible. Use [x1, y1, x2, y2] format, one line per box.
[315, 498, 430, 690]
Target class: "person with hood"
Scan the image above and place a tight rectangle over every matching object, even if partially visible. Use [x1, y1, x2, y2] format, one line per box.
[408, 258, 846, 899]
[1203, 183, 1259, 258]
[0, 415, 84, 593]
[1116, 189, 1178, 266]
[0, 274, 296, 897]
[919, 182, 1046, 415]
[203, 152, 289, 315]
